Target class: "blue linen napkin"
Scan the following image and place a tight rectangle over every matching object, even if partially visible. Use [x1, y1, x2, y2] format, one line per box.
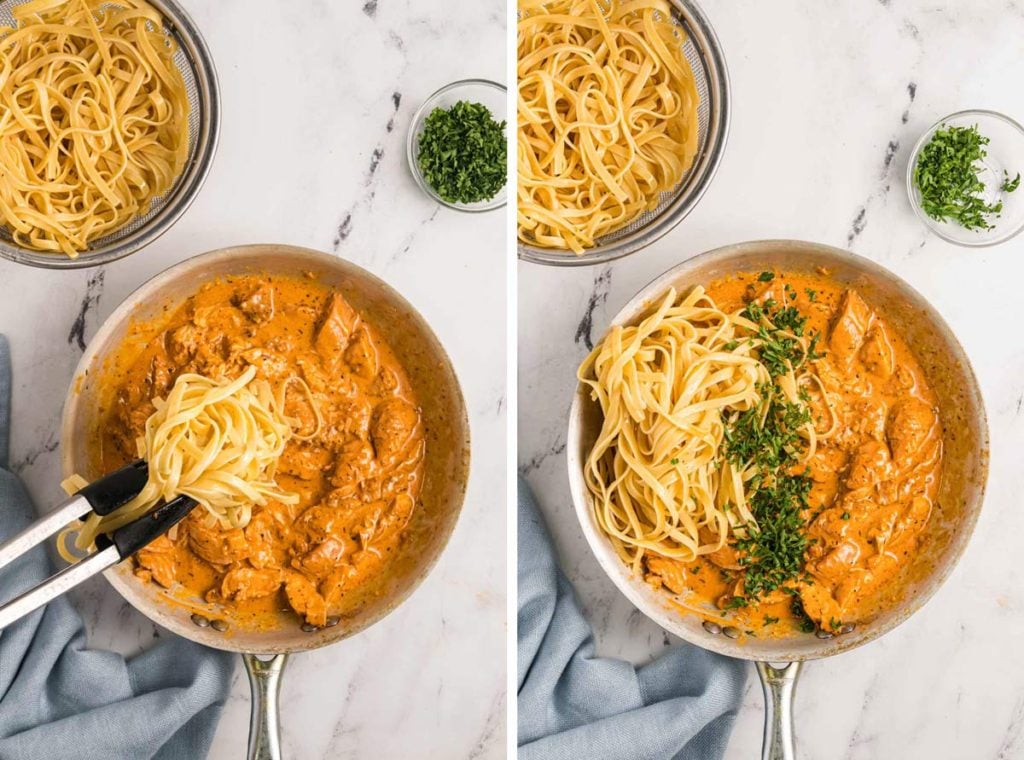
[0, 335, 235, 760]
[518, 476, 747, 760]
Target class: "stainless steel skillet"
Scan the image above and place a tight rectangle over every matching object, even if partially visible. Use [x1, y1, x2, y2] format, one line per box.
[567, 240, 989, 759]
[60, 244, 472, 760]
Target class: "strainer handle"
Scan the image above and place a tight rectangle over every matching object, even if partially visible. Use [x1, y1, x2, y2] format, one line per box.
[244, 652, 289, 760]
[757, 660, 802, 760]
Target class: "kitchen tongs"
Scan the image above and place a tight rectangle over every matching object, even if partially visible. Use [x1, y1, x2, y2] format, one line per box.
[0, 460, 197, 630]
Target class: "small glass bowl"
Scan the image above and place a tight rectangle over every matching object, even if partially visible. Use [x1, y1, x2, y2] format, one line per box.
[406, 78, 507, 213]
[907, 109, 1024, 247]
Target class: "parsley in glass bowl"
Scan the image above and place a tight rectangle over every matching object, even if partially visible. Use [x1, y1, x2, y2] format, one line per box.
[907, 109, 1024, 247]
[406, 79, 507, 213]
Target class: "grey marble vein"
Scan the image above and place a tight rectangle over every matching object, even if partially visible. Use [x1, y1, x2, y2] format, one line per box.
[518, 437, 565, 477]
[901, 82, 918, 124]
[997, 697, 1024, 759]
[11, 426, 57, 475]
[573, 266, 612, 350]
[466, 691, 505, 759]
[388, 208, 440, 264]
[67, 270, 105, 352]
[332, 90, 407, 254]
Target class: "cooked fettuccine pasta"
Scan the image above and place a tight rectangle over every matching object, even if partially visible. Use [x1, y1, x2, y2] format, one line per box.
[0, 0, 190, 256]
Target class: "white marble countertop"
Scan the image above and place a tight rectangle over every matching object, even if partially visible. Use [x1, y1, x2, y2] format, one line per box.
[0, 1, 506, 757]
[520, 1, 1024, 757]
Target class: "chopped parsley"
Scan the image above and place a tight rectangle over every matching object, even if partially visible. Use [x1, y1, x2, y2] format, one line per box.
[732, 470, 812, 598]
[758, 271, 775, 282]
[841, 511, 851, 521]
[913, 123, 1019, 231]
[723, 387, 811, 473]
[805, 288, 817, 302]
[723, 595, 749, 610]
[791, 596, 816, 633]
[670, 458, 679, 465]
[763, 615, 780, 625]
[720, 296, 823, 605]
[807, 333, 823, 361]
[738, 298, 822, 377]
[417, 101, 507, 204]
[754, 325, 799, 375]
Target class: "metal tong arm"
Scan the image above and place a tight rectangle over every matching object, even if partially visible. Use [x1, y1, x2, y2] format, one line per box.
[0, 544, 122, 629]
[0, 494, 93, 575]
[0, 459, 149, 575]
[0, 460, 198, 630]
[0, 494, 197, 630]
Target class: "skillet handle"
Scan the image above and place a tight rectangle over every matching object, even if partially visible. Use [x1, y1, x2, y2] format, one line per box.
[244, 652, 289, 760]
[756, 660, 801, 760]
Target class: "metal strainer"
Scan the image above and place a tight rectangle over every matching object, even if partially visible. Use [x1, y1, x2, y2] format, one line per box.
[517, 0, 730, 266]
[0, 0, 220, 270]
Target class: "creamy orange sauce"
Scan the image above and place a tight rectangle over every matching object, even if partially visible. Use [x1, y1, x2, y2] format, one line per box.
[97, 274, 425, 629]
[644, 271, 943, 635]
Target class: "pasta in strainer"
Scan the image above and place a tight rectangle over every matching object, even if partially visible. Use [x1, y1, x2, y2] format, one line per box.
[0, 0, 190, 256]
[517, 0, 700, 253]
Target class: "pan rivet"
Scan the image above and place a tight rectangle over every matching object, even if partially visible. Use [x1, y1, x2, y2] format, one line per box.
[210, 619, 229, 632]
[190, 613, 210, 628]
[325, 616, 340, 628]
[839, 623, 856, 635]
[815, 628, 834, 640]
[722, 626, 740, 639]
[702, 620, 722, 635]
[300, 622, 317, 633]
